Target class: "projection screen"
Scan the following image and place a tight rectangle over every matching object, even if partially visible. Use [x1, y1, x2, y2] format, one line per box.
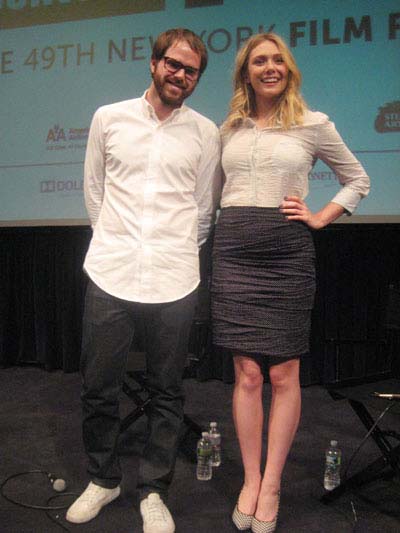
[1, 0, 399, 225]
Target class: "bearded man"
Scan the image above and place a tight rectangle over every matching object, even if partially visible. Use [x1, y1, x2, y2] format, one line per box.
[66, 28, 221, 533]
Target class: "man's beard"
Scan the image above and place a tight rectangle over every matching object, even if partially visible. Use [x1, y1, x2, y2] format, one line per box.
[151, 71, 193, 108]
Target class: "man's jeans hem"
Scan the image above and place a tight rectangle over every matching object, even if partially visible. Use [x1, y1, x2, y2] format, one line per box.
[91, 477, 121, 490]
[138, 487, 168, 503]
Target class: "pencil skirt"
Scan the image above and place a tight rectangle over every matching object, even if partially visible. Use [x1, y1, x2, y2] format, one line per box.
[211, 207, 316, 359]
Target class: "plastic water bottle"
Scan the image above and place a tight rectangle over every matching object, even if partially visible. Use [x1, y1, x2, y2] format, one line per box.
[209, 422, 222, 467]
[196, 432, 212, 481]
[323, 440, 342, 490]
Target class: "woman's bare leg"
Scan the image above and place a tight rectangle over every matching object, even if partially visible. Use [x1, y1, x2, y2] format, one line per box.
[255, 358, 301, 521]
[232, 355, 264, 514]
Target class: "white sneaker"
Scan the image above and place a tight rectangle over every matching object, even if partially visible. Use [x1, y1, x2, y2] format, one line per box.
[140, 493, 175, 533]
[66, 481, 120, 523]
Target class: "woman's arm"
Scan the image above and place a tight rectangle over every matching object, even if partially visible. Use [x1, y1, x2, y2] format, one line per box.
[279, 196, 345, 229]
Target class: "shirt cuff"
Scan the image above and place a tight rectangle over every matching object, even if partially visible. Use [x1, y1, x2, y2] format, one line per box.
[330, 189, 363, 214]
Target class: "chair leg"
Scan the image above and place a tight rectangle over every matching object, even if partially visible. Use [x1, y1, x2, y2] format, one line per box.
[120, 370, 203, 459]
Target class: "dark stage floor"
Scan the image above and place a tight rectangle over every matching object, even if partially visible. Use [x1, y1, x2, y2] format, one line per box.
[0, 366, 399, 532]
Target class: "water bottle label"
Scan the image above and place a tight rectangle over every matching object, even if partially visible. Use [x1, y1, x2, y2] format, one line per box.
[198, 449, 211, 458]
[326, 456, 340, 466]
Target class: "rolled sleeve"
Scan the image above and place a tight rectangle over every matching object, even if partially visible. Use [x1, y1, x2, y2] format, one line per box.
[316, 118, 370, 214]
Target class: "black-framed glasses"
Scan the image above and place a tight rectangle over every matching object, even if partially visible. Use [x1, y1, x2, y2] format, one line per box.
[163, 56, 200, 81]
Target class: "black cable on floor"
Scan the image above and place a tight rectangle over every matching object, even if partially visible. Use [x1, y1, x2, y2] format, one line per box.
[0, 469, 77, 531]
[45, 493, 75, 532]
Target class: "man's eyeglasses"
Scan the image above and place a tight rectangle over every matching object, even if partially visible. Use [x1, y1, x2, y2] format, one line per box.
[163, 56, 200, 81]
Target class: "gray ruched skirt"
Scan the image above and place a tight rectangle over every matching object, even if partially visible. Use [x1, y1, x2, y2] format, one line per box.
[211, 207, 316, 359]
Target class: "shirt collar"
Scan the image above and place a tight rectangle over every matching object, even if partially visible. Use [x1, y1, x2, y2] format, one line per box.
[243, 116, 283, 129]
[141, 91, 186, 123]
[243, 117, 255, 128]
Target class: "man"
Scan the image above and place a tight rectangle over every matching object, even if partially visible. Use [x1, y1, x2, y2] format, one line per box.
[66, 28, 221, 533]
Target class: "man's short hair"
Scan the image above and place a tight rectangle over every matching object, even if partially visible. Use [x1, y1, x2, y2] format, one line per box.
[151, 28, 208, 76]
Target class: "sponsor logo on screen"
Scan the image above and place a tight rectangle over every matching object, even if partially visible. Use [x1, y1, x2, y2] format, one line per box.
[46, 124, 88, 151]
[40, 178, 83, 194]
[374, 101, 400, 133]
[309, 170, 338, 190]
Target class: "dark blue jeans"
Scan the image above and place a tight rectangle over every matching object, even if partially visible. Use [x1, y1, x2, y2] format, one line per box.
[80, 279, 197, 499]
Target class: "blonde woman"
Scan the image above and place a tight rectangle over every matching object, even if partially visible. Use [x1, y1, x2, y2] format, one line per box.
[211, 33, 370, 533]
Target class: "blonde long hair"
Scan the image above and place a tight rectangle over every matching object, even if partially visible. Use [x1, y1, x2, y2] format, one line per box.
[223, 33, 307, 131]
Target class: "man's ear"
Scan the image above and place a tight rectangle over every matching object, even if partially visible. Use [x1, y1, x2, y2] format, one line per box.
[150, 58, 157, 75]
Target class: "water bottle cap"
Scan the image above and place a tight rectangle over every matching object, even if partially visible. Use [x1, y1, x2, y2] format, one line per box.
[330, 440, 338, 446]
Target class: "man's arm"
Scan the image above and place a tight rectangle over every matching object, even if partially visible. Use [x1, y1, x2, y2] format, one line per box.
[194, 125, 222, 246]
[84, 109, 106, 228]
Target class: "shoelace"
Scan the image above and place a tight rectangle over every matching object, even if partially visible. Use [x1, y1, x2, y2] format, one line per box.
[82, 485, 108, 503]
[146, 500, 168, 523]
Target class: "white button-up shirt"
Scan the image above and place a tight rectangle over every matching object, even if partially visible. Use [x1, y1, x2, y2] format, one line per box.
[221, 110, 370, 213]
[83, 95, 221, 303]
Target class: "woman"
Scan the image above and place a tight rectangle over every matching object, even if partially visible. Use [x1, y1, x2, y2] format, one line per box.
[211, 33, 370, 533]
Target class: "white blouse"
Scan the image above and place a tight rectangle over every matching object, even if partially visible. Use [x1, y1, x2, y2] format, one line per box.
[220, 110, 370, 213]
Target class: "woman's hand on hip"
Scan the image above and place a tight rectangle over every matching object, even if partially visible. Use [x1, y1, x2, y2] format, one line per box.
[279, 196, 346, 229]
[279, 196, 324, 229]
